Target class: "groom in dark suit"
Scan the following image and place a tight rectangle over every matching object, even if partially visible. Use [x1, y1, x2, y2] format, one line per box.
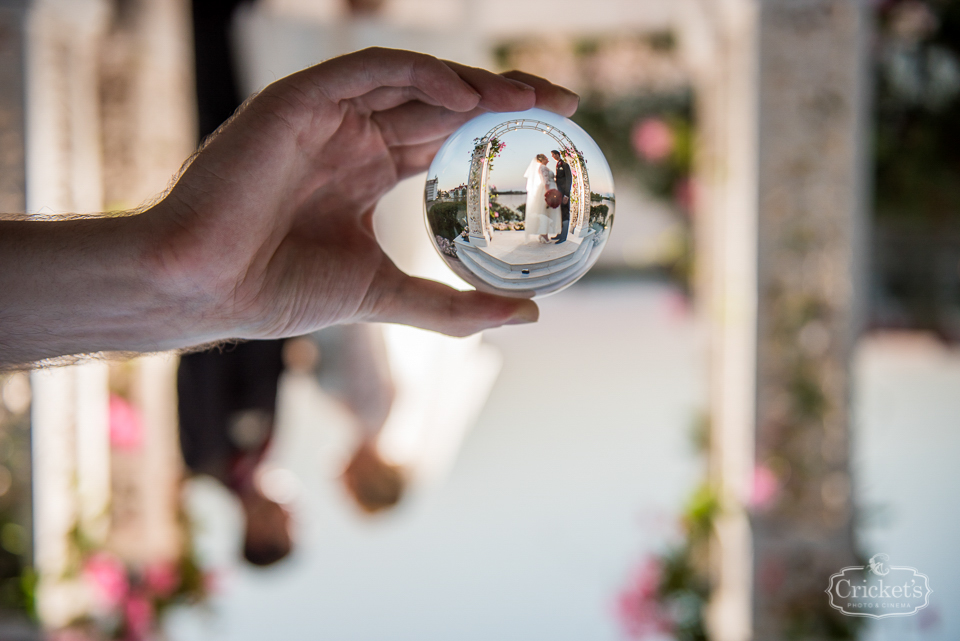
[551, 150, 572, 244]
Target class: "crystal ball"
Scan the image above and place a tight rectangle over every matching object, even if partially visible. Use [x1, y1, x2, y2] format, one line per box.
[424, 108, 615, 298]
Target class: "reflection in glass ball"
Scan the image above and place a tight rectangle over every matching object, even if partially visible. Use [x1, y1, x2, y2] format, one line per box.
[424, 108, 615, 298]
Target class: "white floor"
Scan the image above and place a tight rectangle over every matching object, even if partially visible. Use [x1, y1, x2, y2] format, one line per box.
[164, 285, 960, 641]
[166, 281, 707, 641]
[481, 229, 582, 264]
[854, 333, 960, 640]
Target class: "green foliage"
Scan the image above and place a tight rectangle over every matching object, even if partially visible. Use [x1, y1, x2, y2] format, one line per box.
[492, 43, 512, 70]
[646, 30, 676, 52]
[0, 375, 35, 622]
[472, 137, 506, 173]
[782, 600, 863, 641]
[871, 0, 960, 337]
[489, 199, 522, 223]
[657, 551, 709, 641]
[0, 533, 32, 615]
[573, 37, 600, 58]
[650, 485, 717, 641]
[683, 485, 719, 546]
[874, 0, 960, 224]
[428, 201, 466, 241]
[589, 203, 609, 226]
[789, 365, 828, 422]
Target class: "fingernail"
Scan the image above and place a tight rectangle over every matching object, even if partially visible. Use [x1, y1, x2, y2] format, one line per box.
[506, 78, 536, 92]
[460, 80, 482, 100]
[505, 301, 539, 325]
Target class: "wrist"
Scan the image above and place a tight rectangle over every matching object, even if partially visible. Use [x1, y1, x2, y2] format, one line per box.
[64, 210, 224, 355]
[134, 199, 235, 350]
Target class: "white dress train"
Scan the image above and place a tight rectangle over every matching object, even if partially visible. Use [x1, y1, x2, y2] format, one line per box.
[523, 161, 559, 241]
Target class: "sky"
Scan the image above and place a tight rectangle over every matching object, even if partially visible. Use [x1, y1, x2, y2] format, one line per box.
[487, 129, 566, 192]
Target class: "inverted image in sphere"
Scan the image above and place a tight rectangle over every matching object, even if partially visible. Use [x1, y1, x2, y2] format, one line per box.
[424, 108, 615, 298]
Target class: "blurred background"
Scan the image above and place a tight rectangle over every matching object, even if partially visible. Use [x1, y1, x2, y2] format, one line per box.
[0, 0, 958, 639]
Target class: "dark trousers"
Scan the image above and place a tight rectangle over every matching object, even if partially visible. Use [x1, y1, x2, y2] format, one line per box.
[556, 200, 570, 242]
[178, 341, 285, 486]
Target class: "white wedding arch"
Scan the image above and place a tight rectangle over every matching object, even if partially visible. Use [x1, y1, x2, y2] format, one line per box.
[465, 119, 591, 247]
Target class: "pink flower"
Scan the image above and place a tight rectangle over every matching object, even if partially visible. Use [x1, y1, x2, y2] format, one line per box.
[109, 394, 143, 450]
[83, 552, 129, 609]
[673, 176, 695, 212]
[124, 592, 155, 640]
[632, 118, 675, 163]
[750, 465, 779, 508]
[203, 570, 221, 595]
[616, 558, 673, 639]
[662, 289, 691, 321]
[144, 561, 180, 598]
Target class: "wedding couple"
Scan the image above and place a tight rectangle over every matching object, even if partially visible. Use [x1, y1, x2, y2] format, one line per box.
[523, 150, 572, 244]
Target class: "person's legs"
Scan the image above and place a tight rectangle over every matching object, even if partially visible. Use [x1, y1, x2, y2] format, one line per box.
[177, 350, 233, 481]
[178, 341, 293, 566]
[554, 201, 570, 243]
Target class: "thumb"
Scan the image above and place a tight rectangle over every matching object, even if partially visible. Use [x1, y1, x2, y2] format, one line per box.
[360, 263, 539, 337]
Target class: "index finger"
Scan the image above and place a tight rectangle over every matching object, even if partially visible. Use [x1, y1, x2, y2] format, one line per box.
[500, 70, 580, 117]
[290, 47, 482, 112]
[289, 48, 551, 118]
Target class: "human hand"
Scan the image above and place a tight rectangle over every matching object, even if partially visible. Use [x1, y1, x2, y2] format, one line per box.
[563, 195, 569, 204]
[146, 47, 579, 344]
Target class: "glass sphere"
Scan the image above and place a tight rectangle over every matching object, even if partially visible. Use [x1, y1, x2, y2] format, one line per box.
[424, 108, 615, 298]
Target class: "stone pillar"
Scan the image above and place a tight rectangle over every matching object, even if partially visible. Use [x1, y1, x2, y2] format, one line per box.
[751, 2, 867, 637]
[107, 356, 184, 564]
[99, 0, 195, 210]
[97, 0, 194, 566]
[688, 0, 868, 638]
[0, 0, 28, 215]
[96, 0, 194, 567]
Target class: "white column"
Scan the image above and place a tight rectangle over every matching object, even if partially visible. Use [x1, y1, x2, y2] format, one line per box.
[25, 0, 111, 629]
[30, 369, 80, 627]
[685, 0, 759, 637]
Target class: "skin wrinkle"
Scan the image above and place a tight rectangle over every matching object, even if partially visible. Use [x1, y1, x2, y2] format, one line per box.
[371, 108, 402, 148]
[250, 211, 375, 337]
[250, 93, 304, 150]
[371, 102, 483, 149]
[407, 56, 438, 107]
[351, 86, 440, 115]
[232, 221, 297, 333]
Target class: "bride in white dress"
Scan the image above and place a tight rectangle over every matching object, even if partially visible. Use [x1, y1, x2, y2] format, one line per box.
[523, 153, 559, 244]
